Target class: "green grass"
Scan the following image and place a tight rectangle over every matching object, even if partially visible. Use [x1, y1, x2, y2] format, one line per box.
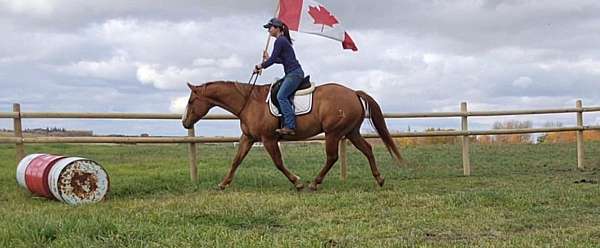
[1, 141, 600, 247]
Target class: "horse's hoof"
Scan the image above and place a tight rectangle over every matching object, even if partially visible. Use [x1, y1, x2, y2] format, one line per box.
[376, 176, 385, 187]
[217, 183, 228, 191]
[308, 182, 319, 191]
[294, 182, 305, 191]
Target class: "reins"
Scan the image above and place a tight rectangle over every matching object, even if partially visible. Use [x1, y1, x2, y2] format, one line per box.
[236, 71, 259, 116]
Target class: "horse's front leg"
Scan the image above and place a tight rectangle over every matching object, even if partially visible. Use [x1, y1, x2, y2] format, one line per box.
[218, 134, 254, 190]
[262, 138, 304, 191]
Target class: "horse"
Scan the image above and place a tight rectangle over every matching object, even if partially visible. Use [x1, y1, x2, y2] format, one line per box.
[182, 79, 404, 191]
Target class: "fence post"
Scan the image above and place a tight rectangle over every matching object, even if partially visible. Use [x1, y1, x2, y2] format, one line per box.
[13, 103, 25, 163]
[576, 100, 584, 169]
[188, 127, 199, 183]
[340, 138, 348, 180]
[461, 102, 471, 176]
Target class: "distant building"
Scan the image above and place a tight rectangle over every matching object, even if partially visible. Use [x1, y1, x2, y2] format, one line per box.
[23, 128, 93, 137]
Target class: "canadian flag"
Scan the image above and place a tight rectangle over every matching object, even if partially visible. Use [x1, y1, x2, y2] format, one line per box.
[277, 0, 358, 51]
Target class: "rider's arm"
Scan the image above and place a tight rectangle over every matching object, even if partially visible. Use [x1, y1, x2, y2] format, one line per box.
[261, 37, 284, 69]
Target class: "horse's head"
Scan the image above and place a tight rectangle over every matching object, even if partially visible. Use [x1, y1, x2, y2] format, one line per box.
[182, 82, 215, 129]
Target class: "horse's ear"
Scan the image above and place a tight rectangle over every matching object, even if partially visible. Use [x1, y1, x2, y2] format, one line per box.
[187, 81, 194, 90]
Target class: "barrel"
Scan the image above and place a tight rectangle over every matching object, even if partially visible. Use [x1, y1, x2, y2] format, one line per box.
[16, 154, 110, 205]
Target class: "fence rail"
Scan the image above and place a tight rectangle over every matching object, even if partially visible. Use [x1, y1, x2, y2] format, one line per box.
[9, 107, 600, 119]
[2, 101, 599, 182]
[16, 112, 239, 120]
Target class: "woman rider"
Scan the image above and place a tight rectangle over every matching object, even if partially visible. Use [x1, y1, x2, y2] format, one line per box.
[255, 18, 304, 136]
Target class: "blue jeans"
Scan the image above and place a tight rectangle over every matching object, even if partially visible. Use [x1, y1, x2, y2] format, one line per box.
[277, 67, 304, 129]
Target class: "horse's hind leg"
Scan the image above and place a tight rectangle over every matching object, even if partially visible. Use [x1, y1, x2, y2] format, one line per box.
[308, 134, 342, 191]
[346, 128, 385, 187]
[262, 138, 305, 191]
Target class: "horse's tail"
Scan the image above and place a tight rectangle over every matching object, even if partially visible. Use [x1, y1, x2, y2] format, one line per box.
[355, 91, 404, 166]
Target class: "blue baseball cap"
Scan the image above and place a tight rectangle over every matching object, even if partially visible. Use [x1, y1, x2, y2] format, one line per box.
[263, 18, 284, 29]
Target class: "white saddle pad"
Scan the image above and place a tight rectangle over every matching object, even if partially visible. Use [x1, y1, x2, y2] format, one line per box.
[266, 82, 315, 117]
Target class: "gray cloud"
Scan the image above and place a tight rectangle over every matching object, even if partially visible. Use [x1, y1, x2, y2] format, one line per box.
[1, 0, 599, 136]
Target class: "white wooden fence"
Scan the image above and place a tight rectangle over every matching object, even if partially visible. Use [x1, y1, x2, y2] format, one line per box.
[2, 101, 599, 182]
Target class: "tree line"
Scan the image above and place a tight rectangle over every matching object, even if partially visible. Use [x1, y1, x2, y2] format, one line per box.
[389, 120, 600, 146]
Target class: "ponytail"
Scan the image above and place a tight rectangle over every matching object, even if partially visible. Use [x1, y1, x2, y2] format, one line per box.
[282, 24, 293, 45]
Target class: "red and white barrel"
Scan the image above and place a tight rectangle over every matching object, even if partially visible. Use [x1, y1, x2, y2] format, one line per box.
[16, 154, 110, 205]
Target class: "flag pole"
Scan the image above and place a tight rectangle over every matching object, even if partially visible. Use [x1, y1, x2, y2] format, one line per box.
[263, 0, 280, 61]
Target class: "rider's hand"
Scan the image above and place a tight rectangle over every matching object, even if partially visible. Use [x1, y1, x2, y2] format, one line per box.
[254, 64, 262, 74]
[262, 51, 269, 61]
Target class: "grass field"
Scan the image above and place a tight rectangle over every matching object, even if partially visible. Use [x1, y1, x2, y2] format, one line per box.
[1, 141, 600, 247]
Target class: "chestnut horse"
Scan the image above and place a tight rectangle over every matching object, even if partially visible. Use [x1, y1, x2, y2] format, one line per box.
[182, 80, 403, 191]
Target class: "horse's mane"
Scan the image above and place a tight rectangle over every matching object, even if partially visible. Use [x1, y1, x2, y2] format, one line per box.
[201, 80, 256, 87]
[201, 80, 274, 87]
[198, 80, 268, 98]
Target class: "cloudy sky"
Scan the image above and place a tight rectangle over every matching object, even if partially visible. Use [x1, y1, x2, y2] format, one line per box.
[1, 0, 599, 136]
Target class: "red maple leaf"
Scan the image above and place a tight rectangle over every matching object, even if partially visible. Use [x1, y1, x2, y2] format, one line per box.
[308, 5, 338, 32]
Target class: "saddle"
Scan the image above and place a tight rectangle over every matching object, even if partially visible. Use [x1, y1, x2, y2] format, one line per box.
[266, 75, 316, 117]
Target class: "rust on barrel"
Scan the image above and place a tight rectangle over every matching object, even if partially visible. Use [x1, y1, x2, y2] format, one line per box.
[56, 159, 109, 204]
[68, 169, 99, 199]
